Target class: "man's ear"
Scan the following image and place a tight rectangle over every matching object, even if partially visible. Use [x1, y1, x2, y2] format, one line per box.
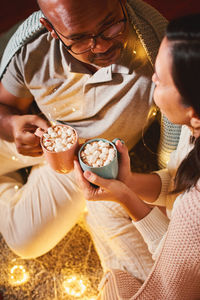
[39, 17, 58, 39]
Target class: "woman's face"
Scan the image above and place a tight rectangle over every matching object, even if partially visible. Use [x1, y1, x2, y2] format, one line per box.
[152, 37, 192, 125]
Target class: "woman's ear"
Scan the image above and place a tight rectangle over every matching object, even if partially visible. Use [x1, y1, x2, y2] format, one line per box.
[190, 116, 200, 129]
[189, 109, 200, 138]
[39, 17, 58, 39]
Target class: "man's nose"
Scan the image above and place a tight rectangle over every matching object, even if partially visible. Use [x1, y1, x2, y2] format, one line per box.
[90, 37, 113, 53]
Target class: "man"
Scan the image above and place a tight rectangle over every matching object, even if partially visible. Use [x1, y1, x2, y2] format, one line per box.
[0, 0, 168, 278]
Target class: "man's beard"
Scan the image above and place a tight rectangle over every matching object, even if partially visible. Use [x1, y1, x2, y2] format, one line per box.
[87, 42, 124, 67]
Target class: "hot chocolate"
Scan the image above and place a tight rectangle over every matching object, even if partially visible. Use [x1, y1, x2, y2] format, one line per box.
[42, 125, 77, 152]
[80, 140, 116, 168]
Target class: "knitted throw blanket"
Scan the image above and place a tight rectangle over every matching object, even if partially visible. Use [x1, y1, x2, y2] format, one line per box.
[0, 0, 181, 167]
[0, 10, 44, 79]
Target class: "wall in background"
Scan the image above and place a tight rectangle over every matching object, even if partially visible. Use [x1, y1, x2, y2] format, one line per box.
[1, 0, 200, 34]
[145, 0, 200, 20]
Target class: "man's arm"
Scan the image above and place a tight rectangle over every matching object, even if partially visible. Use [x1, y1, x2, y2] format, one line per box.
[0, 82, 33, 140]
[0, 82, 49, 156]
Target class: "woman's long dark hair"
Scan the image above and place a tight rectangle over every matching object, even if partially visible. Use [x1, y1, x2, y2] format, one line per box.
[166, 14, 200, 193]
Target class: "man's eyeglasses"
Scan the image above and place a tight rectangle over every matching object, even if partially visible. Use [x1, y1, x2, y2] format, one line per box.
[47, 0, 127, 55]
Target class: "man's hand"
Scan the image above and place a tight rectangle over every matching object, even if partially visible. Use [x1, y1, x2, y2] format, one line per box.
[11, 114, 50, 156]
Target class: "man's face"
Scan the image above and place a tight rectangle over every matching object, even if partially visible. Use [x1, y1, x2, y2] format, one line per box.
[42, 0, 129, 67]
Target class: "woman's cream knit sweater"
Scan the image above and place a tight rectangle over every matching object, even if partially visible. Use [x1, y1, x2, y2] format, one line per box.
[99, 125, 200, 299]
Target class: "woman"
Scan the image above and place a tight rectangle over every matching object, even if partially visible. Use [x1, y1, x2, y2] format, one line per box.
[74, 14, 200, 299]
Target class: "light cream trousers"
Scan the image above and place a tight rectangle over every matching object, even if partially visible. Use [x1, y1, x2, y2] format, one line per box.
[0, 139, 86, 258]
[0, 140, 153, 281]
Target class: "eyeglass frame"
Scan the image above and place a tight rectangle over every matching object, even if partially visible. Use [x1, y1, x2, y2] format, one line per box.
[45, 0, 127, 55]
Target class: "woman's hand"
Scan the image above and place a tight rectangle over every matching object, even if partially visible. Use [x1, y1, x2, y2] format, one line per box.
[112, 139, 132, 184]
[74, 139, 132, 202]
[74, 160, 152, 221]
[115, 140, 130, 179]
[74, 159, 132, 202]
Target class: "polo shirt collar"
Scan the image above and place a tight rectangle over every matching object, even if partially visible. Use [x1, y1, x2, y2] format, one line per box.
[68, 60, 91, 75]
[67, 53, 130, 84]
[111, 63, 129, 74]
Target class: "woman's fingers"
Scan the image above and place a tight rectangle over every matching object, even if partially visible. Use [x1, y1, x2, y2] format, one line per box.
[73, 160, 104, 200]
[74, 160, 92, 191]
[74, 153, 131, 203]
[74, 160, 115, 200]
[116, 140, 130, 164]
[83, 170, 119, 195]
[113, 140, 131, 182]
[83, 170, 109, 187]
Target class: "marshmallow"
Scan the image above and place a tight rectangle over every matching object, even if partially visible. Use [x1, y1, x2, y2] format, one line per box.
[42, 125, 76, 152]
[80, 140, 116, 167]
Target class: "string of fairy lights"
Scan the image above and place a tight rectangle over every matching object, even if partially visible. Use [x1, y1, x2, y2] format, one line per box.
[8, 263, 96, 299]
[1, 220, 103, 299]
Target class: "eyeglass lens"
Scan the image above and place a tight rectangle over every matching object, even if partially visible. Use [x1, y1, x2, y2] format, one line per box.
[71, 21, 126, 54]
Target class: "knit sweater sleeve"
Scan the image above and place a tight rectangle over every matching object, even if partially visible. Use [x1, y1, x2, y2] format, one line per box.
[133, 207, 169, 257]
[151, 168, 171, 206]
[99, 187, 200, 300]
[131, 187, 200, 299]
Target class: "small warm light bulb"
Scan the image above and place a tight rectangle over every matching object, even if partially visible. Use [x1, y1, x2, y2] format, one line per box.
[9, 265, 29, 286]
[84, 207, 88, 213]
[14, 185, 19, 191]
[63, 275, 87, 298]
[152, 111, 157, 116]
[51, 121, 56, 126]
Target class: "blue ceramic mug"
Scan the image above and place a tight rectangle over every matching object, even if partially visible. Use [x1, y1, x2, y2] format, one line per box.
[78, 138, 122, 179]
